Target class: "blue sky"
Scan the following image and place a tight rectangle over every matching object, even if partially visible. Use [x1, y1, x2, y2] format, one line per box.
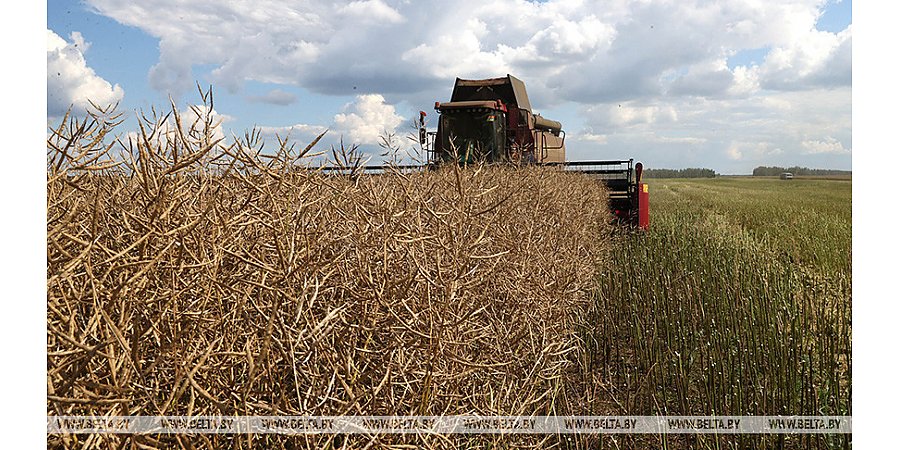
[47, 0, 852, 173]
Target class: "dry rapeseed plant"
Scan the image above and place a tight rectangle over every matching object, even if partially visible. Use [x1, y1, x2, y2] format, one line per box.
[47, 92, 613, 449]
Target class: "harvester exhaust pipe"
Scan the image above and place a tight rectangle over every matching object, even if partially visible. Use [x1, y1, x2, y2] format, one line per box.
[533, 115, 562, 132]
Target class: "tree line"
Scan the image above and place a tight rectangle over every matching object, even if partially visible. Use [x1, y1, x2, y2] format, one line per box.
[751, 166, 852, 176]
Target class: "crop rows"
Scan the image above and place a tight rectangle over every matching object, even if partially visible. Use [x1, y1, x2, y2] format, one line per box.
[584, 178, 851, 449]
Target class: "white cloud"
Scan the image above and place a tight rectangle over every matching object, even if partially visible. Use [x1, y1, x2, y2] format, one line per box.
[47, 29, 124, 117]
[725, 141, 783, 161]
[802, 137, 850, 154]
[575, 132, 609, 145]
[258, 123, 328, 141]
[402, 17, 509, 80]
[180, 104, 232, 142]
[241, 95, 404, 154]
[667, 59, 737, 97]
[337, 0, 404, 24]
[82, 0, 851, 102]
[586, 102, 678, 130]
[758, 25, 852, 90]
[75, 0, 851, 172]
[333, 94, 403, 145]
[127, 104, 232, 148]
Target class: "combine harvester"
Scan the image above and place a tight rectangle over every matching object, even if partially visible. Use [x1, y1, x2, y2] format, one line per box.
[328, 75, 649, 229]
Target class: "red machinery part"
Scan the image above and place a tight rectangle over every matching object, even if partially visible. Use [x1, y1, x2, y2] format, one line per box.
[638, 183, 649, 229]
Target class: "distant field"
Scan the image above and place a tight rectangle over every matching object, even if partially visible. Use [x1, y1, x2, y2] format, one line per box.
[734, 174, 852, 181]
[792, 175, 852, 181]
[652, 177, 850, 274]
[585, 177, 851, 448]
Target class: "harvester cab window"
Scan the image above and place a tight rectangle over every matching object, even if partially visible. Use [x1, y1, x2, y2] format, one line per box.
[439, 109, 506, 164]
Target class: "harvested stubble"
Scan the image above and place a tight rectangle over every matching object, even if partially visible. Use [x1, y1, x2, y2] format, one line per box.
[47, 102, 612, 449]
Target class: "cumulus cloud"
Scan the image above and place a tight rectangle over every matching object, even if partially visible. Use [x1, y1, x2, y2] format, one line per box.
[180, 104, 233, 142]
[47, 29, 124, 117]
[565, 85, 850, 173]
[402, 18, 510, 80]
[757, 26, 852, 90]
[238, 95, 403, 154]
[667, 59, 735, 98]
[333, 94, 404, 145]
[87, 1, 327, 96]
[726, 141, 783, 161]
[337, 0, 404, 24]
[125, 104, 232, 148]
[576, 133, 609, 145]
[82, 0, 851, 104]
[802, 137, 850, 154]
[585, 102, 678, 132]
[257, 123, 328, 142]
[77, 0, 851, 172]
